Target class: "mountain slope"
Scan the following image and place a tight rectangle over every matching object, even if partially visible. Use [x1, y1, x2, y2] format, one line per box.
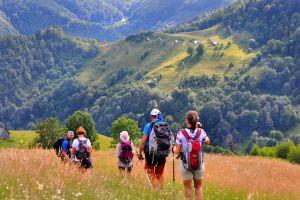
[0, 0, 299, 151]
[79, 25, 255, 92]
[0, 11, 18, 35]
[0, 0, 233, 41]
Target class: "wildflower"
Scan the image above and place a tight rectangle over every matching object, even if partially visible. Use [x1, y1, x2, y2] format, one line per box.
[36, 181, 44, 190]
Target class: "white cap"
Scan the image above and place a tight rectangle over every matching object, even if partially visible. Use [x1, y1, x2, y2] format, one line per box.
[120, 131, 130, 142]
[150, 108, 160, 116]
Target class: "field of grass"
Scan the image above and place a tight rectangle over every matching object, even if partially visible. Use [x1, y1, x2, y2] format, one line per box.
[79, 25, 255, 92]
[0, 130, 36, 148]
[94, 134, 113, 151]
[1, 148, 299, 200]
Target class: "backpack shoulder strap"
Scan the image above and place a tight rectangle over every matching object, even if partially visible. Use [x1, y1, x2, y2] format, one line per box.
[194, 128, 201, 140]
[181, 129, 191, 140]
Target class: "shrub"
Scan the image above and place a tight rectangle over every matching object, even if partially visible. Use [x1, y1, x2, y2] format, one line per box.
[260, 147, 276, 157]
[186, 46, 194, 56]
[34, 118, 65, 149]
[250, 145, 260, 156]
[110, 116, 140, 146]
[288, 146, 300, 164]
[66, 111, 97, 143]
[196, 43, 205, 57]
[275, 141, 295, 159]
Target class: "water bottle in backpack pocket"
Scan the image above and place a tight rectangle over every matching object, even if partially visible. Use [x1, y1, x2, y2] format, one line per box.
[181, 129, 203, 171]
[119, 141, 134, 164]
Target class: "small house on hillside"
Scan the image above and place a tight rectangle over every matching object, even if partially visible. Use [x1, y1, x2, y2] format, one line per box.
[0, 128, 10, 139]
[212, 41, 219, 46]
[192, 40, 199, 45]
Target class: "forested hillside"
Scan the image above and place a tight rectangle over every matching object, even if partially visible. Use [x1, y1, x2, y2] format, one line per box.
[166, 0, 300, 150]
[0, 27, 100, 128]
[0, 0, 232, 41]
[0, 0, 299, 152]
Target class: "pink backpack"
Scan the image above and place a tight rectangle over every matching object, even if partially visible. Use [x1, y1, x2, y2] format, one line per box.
[119, 141, 134, 164]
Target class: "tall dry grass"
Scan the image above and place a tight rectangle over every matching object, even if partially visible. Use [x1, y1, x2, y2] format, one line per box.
[0, 149, 113, 199]
[1, 149, 299, 199]
[96, 151, 300, 199]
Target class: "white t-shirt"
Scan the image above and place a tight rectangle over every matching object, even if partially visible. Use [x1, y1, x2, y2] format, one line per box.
[72, 137, 91, 151]
[176, 128, 208, 153]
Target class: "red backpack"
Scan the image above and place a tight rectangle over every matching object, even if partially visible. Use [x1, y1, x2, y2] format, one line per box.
[181, 128, 203, 171]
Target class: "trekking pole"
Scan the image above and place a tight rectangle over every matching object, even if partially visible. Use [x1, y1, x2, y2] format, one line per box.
[172, 151, 175, 183]
[171, 131, 177, 184]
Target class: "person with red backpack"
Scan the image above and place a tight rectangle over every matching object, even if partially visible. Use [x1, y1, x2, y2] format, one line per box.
[116, 131, 135, 173]
[173, 111, 210, 200]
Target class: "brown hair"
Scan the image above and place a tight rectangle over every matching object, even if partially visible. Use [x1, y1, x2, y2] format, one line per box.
[77, 126, 86, 135]
[186, 111, 199, 131]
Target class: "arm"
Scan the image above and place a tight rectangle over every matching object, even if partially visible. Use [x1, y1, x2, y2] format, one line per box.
[204, 137, 210, 145]
[61, 151, 70, 161]
[173, 144, 182, 155]
[138, 134, 148, 156]
[88, 147, 93, 154]
[201, 130, 210, 145]
[87, 140, 93, 154]
[61, 140, 71, 161]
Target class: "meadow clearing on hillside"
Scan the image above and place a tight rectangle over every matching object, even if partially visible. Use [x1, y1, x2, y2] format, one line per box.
[1, 149, 299, 200]
[79, 25, 255, 92]
[0, 131, 36, 148]
[0, 131, 112, 151]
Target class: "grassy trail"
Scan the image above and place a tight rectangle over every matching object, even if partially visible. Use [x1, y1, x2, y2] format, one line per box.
[1, 149, 299, 199]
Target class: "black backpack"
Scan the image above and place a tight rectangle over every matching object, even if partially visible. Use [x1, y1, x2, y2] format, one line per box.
[53, 138, 72, 157]
[148, 121, 171, 164]
[53, 138, 65, 156]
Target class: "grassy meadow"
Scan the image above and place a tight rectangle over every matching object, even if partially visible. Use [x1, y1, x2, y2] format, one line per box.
[79, 25, 256, 92]
[1, 147, 299, 199]
[0, 130, 36, 148]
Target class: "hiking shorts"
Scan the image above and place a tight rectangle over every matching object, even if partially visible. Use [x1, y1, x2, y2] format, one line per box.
[144, 152, 166, 176]
[179, 160, 205, 181]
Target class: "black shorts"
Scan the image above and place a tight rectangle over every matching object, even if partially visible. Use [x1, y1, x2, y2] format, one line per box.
[119, 166, 133, 172]
[144, 151, 166, 166]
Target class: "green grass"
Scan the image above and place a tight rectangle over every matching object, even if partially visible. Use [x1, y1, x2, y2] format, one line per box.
[78, 24, 256, 93]
[94, 134, 113, 151]
[0, 130, 36, 148]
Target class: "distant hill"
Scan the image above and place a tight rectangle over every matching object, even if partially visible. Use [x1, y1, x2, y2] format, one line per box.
[0, 0, 299, 152]
[0, 11, 18, 35]
[0, 0, 233, 41]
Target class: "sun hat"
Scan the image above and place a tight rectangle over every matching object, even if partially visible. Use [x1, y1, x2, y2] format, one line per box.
[150, 108, 161, 116]
[67, 131, 74, 135]
[119, 131, 130, 142]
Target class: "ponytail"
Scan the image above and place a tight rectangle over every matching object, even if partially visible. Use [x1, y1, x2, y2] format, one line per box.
[186, 111, 199, 131]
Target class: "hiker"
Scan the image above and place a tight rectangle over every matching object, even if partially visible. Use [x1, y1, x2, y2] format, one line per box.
[138, 108, 171, 187]
[116, 131, 135, 174]
[53, 131, 74, 161]
[71, 126, 93, 169]
[61, 131, 74, 161]
[172, 111, 210, 200]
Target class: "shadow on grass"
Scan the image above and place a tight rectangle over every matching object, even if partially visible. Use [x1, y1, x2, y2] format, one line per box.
[177, 54, 203, 71]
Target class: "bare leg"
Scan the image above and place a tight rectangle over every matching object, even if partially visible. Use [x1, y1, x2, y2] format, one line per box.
[183, 179, 193, 199]
[194, 179, 203, 200]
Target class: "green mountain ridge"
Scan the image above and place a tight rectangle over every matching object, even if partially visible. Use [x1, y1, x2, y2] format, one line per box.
[0, 0, 299, 152]
[0, 0, 233, 41]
